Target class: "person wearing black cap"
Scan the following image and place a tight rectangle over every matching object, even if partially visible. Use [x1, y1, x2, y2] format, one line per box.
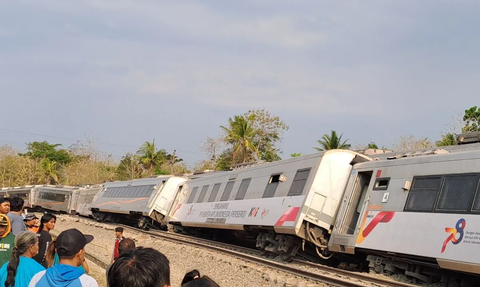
[28, 228, 98, 287]
[0, 214, 15, 267]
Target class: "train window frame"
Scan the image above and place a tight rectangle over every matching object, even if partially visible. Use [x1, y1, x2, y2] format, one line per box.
[197, 185, 209, 203]
[287, 168, 312, 196]
[404, 175, 442, 212]
[208, 183, 221, 202]
[262, 173, 282, 198]
[187, 187, 199, 204]
[373, 177, 390, 191]
[235, 178, 252, 200]
[434, 173, 480, 213]
[220, 181, 235, 201]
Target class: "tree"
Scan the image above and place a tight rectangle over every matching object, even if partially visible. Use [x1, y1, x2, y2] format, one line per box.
[291, 153, 303, 157]
[462, 106, 480, 133]
[436, 133, 457, 147]
[244, 109, 289, 161]
[314, 131, 351, 151]
[367, 143, 378, 149]
[116, 153, 143, 180]
[392, 135, 434, 151]
[221, 115, 258, 163]
[21, 141, 72, 165]
[136, 140, 167, 176]
[39, 158, 59, 184]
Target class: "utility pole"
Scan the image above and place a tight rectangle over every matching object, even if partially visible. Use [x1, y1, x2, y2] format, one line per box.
[170, 150, 176, 175]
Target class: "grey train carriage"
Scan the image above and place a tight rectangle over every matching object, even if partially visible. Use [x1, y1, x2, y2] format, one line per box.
[90, 176, 185, 229]
[329, 147, 480, 285]
[32, 185, 80, 213]
[168, 150, 371, 261]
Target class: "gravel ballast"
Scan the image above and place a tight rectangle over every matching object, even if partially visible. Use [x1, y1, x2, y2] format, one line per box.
[47, 214, 326, 287]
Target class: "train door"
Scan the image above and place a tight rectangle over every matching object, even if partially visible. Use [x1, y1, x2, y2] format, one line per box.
[329, 170, 373, 253]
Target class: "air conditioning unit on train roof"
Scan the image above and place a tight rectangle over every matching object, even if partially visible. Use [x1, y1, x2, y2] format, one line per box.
[457, 132, 480, 145]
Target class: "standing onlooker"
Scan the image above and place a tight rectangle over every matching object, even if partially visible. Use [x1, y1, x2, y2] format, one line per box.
[0, 198, 10, 215]
[106, 238, 136, 286]
[111, 227, 124, 262]
[44, 240, 90, 274]
[28, 228, 98, 287]
[0, 214, 15, 267]
[107, 247, 170, 287]
[7, 197, 26, 236]
[0, 231, 45, 287]
[32, 214, 56, 268]
[23, 214, 39, 234]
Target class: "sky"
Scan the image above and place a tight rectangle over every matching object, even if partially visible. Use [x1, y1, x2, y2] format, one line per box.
[0, 0, 479, 168]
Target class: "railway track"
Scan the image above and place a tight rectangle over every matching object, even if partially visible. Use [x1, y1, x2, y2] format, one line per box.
[112, 223, 419, 287]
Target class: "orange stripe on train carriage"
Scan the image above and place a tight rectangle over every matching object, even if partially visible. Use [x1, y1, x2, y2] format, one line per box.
[93, 197, 148, 207]
[36, 201, 65, 206]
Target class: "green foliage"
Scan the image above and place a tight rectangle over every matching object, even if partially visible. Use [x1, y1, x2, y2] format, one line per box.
[436, 133, 457, 147]
[21, 141, 72, 165]
[462, 106, 480, 133]
[136, 140, 168, 176]
[221, 115, 258, 163]
[39, 158, 58, 184]
[367, 142, 378, 149]
[314, 131, 351, 151]
[291, 153, 303, 157]
[116, 153, 143, 180]
[215, 150, 234, 171]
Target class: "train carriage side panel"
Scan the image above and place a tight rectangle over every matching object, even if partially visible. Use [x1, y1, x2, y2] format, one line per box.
[75, 186, 102, 217]
[148, 176, 187, 224]
[34, 186, 78, 213]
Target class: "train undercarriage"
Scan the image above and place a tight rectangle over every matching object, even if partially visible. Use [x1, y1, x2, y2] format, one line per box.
[91, 209, 165, 230]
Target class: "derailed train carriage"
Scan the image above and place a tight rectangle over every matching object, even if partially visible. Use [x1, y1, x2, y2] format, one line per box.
[166, 150, 371, 261]
[90, 175, 187, 229]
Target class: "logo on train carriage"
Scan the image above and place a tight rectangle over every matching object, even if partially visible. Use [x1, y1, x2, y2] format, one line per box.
[261, 209, 269, 219]
[186, 205, 194, 216]
[248, 207, 260, 217]
[356, 211, 395, 244]
[441, 218, 466, 253]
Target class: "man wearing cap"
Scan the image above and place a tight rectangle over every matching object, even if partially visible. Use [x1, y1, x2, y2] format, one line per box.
[24, 213, 40, 233]
[0, 214, 15, 267]
[28, 228, 98, 287]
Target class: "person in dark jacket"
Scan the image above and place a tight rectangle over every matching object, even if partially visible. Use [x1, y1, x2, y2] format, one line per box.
[32, 214, 56, 268]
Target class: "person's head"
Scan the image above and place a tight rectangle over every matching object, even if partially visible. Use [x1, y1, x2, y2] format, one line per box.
[39, 213, 56, 232]
[0, 214, 11, 238]
[181, 270, 201, 285]
[0, 198, 10, 214]
[5, 231, 39, 287]
[118, 238, 135, 256]
[115, 227, 124, 239]
[108, 247, 170, 287]
[9, 197, 24, 213]
[23, 213, 39, 227]
[56, 228, 94, 267]
[182, 275, 220, 287]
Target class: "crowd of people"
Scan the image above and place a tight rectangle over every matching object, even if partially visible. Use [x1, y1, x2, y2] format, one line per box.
[0, 196, 221, 287]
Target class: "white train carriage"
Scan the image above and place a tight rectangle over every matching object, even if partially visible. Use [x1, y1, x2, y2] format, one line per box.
[147, 176, 187, 226]
[90, 176, 184, 229]
[169, 150, 370, 260]
[72, 185, 103, 217]
[0, 186, 37, 208]
[32, 185, 80, 213]
[330, 148, 480, 284]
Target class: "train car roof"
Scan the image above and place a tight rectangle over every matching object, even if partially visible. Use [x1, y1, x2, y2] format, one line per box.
[102, 175, 175, 188]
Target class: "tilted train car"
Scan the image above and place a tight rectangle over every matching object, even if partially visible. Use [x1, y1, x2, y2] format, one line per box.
[90, 176, 185, 229]
[0, 185, 37, 208]
[32, 185, 80, 213]
[168, 150, 371, 261]
[147, 176, 187, 227]
[73, 185, 103, 217]
[329, 148, 480, 285]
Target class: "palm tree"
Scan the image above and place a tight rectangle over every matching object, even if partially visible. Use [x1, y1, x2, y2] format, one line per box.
[39, 158, 59, 184]
[221, 115, 258, 163]
[314, 130, 351, 151]
[136, 140, 166, 176]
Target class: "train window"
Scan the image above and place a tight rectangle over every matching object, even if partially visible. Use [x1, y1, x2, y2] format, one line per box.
[187, 187, 198, 204]
[287, 168, 312, 196]
[404, 176, 442, 212]
[235, 178, 252, 200]
[197, 185, 209, 203]
[263, 174, 281, 198]
[373, 178, 390, 190]
[208, 183, 221, 202]
[436, 174, 480, 212]
[220, 181, 235, 201]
